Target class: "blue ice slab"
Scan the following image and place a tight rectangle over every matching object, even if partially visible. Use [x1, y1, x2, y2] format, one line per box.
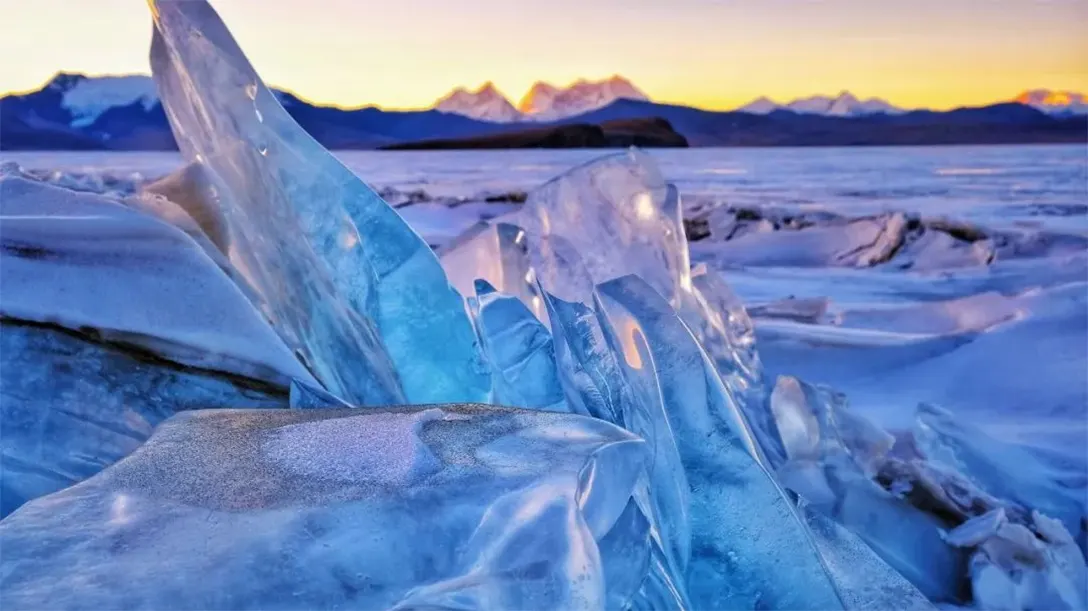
[149, 0, 487, 405]
[469, 280, 565, 411]
[0, 322, 285, 518]
[595, 274, 843, 610]
[801, 504, 936, 610]
[0, 406, 649, 610]
[0, 175, 297, 517]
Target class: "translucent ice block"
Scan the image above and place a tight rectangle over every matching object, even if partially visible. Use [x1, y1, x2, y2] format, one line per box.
[469, 280, 565, 411]
[149, 0, 487, 405]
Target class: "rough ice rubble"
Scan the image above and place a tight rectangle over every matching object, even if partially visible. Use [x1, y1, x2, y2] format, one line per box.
[687, 204, 1088, 272]
[768, 375, 1088, 609]
[0, 169, 307, 517]
[0, 407, 650, 610]
[769, 376, 965, 600]
[149, 0, 487, 405]
[754, 278, 1088, 456]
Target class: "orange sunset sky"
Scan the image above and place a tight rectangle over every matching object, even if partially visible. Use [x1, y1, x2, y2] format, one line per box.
[1, 0, 1085, 111]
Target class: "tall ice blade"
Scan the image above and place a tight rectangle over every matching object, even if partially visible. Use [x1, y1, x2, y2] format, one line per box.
[148, 0, 487, 404]
[595, 275, 844, 610]
[534, 238, 691, 607]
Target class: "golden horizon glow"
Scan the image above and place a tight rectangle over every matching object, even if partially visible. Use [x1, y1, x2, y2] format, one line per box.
[2, 0, 1086, 113]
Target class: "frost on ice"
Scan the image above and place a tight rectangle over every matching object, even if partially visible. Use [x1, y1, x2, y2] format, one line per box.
[0, 407, 649, 610]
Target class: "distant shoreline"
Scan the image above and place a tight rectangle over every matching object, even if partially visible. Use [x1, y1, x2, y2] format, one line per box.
[2, 141, 1084, 154]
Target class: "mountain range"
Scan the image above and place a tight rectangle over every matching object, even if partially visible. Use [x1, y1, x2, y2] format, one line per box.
[1, 72, 1085, 150]
[424, 75, 651, 123]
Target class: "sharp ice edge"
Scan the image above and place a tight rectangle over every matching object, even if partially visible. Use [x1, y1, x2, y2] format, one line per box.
[0, 1, 1083, 609]
[148, 0, 488, 406]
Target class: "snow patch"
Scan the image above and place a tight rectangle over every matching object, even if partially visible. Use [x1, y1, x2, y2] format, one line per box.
[60, 75, 160, 128]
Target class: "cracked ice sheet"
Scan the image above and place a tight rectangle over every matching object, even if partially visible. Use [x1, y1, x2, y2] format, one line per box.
[0, 406, 648, 611]
[149, 0, 487, 404]
[700, 238, 1087, 464]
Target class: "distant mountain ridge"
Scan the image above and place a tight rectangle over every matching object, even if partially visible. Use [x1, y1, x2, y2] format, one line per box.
[1, 73, 1085, 150]
[434, 82, 522, 123]
[1015, 90, 1088, 116]
[434, 75, 649, 123]
[739, 91, 906, 117]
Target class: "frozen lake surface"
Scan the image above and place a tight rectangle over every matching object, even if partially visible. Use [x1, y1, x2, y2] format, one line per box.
[4, 145, 1085, 462]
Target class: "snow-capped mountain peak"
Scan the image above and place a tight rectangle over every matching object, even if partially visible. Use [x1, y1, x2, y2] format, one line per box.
[781, 91, 904, 117]
[434, 82, 522, 123]
[738, 96, 779, 114]
[434, 75, 651, 122]
[1015, 89, 1088, 116]
[48, 72, 160, 128]
[517, 81, 561, 115]
[518, 75, 650, 122]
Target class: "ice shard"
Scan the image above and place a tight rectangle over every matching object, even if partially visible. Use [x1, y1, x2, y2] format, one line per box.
[687, 264, 785, 466]
[532, 240, 690, 607]
[770, 376, 894, 478]
[594, 274, 843, 610]
[516, 150, 786, 464]
[0, 174, 298, 516]
[0, 406, 649, 610]
[469, 280, 565, 411]
[441, 222, 547, 324]
[148, 0, 487, 405]
[965, 515, 1088, 610]
[517, 151, 689, 304]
